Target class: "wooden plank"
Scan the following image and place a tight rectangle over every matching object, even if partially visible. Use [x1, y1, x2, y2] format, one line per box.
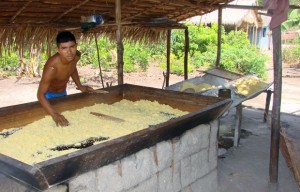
[122, 84, 228, 112]
[280, 129, 300, 189]
[269, 25, 282, 183]
[166, 29, 171, 87]
[234, 104, 242, 147]
[116, 0, 124, 85]
[264, 90, 272, 122]
[216, 6, 222, 67]
[94, 33, 105, 88]
[0, 154, 49, 190]
[90, 112, 125, 122]
[184, 28, 189, 80]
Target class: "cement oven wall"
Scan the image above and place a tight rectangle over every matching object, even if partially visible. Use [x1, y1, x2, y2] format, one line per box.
[0, 120, 219, 192]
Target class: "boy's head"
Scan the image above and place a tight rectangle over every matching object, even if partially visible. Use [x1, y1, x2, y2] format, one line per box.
[56, 31, 76, 47]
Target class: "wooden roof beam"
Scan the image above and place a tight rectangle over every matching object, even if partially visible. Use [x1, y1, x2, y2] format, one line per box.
[221, 4, 300, 10]
[9, 0, 33, 23]
[167, 1, 228, 21]
[190, 0, 231, 6]
[124, 0, 210, 22]
[108, 0, 173, 21]
[50, 0, 90, 22]
[98, 0, 141, 21]
[123, 2, 172, 21]
[169, 5, 215, 21]
[167, 0, 199, 7]
[121, 0, 140, 8]
[114, 0, 199, 21]
[121, 0, 197, 8]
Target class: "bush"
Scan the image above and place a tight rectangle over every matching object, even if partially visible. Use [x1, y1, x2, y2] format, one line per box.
[79, 37, 113, 70]
[0, 50, 19, 71]
[158, 54, 194, 75]
[191, 30, 268, 78]
[221, 46, 268, 79]
[282, 45, 300, 65]
[165, 24, 268, 77]
[123, 42, 150, 72]
[0, 70, 16, 78]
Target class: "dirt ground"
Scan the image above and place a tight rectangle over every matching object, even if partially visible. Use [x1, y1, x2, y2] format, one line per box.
[0, 51, 299, 116]
[0, 63, 199, 108]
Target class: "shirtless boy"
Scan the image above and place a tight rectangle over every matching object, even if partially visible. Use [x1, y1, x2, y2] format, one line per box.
[37, 31, 93, 127]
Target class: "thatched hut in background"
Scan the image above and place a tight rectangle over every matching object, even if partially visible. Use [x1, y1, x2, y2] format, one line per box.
[187, 0, 272, 50]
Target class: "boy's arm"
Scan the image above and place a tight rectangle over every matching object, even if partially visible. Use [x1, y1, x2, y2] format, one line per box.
[37, 66, 69, 127]
[71, 64, 93, 93]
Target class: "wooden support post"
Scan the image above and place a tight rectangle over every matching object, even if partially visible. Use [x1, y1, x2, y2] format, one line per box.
[184, 28, 189, 80]
[268, 31, 272, 50]
[250, 26, 254, 45]
[264, 89, 272, 122]
[166, 29, 171, 87]
[216, 6, 222, 67]
[234, 104, 242, 147]
[255, 27, 258, 46]
[258, 27, 262, 47]
[115, 0, 124, 85]
[47, 30, 52, 58]
[246, 24, 249, 39]
[269, 25, 282, 183]
[94, 33, 105, 88]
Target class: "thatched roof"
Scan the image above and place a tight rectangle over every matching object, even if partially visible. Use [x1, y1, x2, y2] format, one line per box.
[0, 0, 233, 51]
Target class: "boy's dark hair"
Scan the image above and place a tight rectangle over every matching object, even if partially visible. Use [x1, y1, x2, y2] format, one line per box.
[56, 31, 76, 47]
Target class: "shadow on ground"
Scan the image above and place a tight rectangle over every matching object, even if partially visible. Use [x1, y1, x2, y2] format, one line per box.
[217, 106, 299, 192]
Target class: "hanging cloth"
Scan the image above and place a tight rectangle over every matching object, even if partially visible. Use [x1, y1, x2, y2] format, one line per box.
[263, 0, 289, 29]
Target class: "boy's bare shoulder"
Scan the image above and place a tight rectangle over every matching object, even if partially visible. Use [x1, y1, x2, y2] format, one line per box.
[44, 54, 60, 73]
[46, 53, 60, 66]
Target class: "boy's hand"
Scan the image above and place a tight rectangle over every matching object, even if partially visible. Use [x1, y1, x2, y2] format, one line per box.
[52, 112, 69, 127]
[77, 85, 94, 93]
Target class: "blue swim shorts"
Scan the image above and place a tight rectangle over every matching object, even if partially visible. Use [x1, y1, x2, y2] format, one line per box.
[45, 91, 67, 99]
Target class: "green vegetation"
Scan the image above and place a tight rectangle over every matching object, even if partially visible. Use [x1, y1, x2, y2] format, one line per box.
[0, 50, 19, 77]
[283, 45, 300, 65]
[78, 37, 114, 69]
[281, 1, 300, 66]
[123, 42, 151, 72]
[0, 23, 271, 79]
[282, 9, 300, 31]
[203, 30, 268, 78]
[164, 23, 268, 78]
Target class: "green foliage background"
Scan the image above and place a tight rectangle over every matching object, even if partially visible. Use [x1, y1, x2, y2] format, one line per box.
[0, 23, 277, 79]
[164, 23, 268, 78]
[283, 45, 300, 65]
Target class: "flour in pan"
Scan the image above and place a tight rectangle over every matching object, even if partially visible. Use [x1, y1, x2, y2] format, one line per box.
[0, 99, 187, 165]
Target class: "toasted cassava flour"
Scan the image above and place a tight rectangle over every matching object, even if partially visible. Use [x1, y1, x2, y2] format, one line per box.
[0, 100, 187, 165]
[180, 82, 215, 93]
[234, 77, 268, 96]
